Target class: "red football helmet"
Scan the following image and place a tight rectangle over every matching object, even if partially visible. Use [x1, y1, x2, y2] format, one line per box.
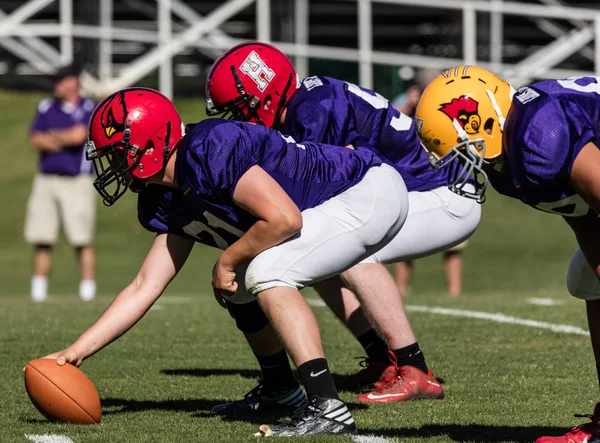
[206, 41, 299, 127]
[86, 87, 184, 205]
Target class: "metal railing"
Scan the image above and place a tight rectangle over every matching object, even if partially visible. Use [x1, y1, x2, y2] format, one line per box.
[0, 0, 598, 97]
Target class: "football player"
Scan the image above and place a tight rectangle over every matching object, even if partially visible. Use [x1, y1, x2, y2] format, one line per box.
[416, 66, 600, 443]
[205, 42, 480, 405]
[41, 88, 410, 436]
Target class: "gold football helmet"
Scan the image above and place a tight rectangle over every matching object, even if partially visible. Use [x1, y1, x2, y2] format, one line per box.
[415, 65, 515, 202]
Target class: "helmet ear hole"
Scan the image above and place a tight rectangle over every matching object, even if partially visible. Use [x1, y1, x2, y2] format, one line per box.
[263, 94, 272, 110]
[483, 117, 494, 135]
[145, 140, 155, 155]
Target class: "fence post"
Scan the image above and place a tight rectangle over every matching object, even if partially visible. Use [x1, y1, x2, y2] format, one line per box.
[257, 0, 271, 42]
[294, 0, 309, 79]
[463, 2, 476, 66]
[59, 0, 73, 65]
[158, 0, 173, 99]
[490, 0, 503, 72]
[358, 0, 373, 89]
[99, 0, 112, 81]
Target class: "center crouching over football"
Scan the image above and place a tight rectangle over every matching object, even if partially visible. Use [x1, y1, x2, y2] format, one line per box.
[4, 6, 600, 443]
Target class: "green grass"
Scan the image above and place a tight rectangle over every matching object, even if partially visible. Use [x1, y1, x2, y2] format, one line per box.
[0, 90, 592, 443]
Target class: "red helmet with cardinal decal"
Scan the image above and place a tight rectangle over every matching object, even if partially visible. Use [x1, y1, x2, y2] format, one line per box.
[205, 41, 300, 128]
[86, 87, 184, 205]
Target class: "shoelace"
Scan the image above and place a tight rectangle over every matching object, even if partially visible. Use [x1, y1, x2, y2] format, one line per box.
[244, 382, 265, 400]
[280, 398, 322, 427]
[373, 354, 402, 391]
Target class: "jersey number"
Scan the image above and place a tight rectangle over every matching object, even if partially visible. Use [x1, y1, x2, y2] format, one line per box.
[557, 76, 600, 95]
[345, 82, 413, 131]
[183, 211, 244, 249]
[535, 194, 590, 217]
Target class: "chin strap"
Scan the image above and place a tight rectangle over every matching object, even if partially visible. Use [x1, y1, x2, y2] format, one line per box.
[452, 118, 469, 141]
[486, 89, 506, 131]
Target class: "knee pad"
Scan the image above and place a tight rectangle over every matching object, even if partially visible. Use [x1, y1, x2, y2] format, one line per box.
[225, 299, 269, 334]
[567, 249, 600, 300]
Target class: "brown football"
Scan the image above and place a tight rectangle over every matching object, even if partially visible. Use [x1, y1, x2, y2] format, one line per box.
[24, 358, 102, 424]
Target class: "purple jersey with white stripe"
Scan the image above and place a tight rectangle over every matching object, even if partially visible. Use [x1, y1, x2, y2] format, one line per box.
[491, 77, 600, 218]
[31, 97, 95, 176]
[137, 119, 381, 249]
[283, 76, 448, 192]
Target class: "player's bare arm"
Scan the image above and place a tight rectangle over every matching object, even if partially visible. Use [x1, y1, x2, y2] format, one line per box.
[564, 215, 600, 279]
[212, 165, 302, 298]
[29, 132, 60, 152]
[44, 233, 194, 367]
[567, 141, 600, 276]
[49, 124, 88, 146]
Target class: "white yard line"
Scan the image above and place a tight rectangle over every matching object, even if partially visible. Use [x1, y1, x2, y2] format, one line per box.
[305, 298, 589, 336]
[527, 297, 565, 306]
[351, 434, 396, 443]
[405, 305, 589, 336]
[25, 435, 75, 443]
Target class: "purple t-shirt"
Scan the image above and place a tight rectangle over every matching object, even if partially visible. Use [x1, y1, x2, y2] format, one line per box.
[137, 119, 381, 249]
[284, 76, 448, 192]
[491, 77, 600, 218]
[31, 97, 95, 176]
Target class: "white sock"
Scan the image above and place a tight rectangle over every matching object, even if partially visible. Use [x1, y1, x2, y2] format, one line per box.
[31, 276, 48, 302]
[79, 280, 96, 301]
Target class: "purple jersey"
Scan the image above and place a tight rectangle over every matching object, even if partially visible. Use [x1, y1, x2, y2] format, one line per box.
[284, 76, 448, 192]
[492, 77, 600, 217]
[31, 97, 95, 176]
[137, 119, 381, 249]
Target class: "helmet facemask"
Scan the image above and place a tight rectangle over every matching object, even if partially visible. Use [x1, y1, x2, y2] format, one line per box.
[86, 121, 172, 206]
[428, 136, 489, 203]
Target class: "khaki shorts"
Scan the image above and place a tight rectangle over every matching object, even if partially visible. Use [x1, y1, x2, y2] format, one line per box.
[24, 174, 97, 246]
[447, 239, 469, 252]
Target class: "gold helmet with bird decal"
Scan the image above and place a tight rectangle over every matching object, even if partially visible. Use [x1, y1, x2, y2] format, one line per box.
[415, 65, 515, 202]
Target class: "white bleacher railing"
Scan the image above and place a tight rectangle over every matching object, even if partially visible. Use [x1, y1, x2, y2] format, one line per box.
[0, 0, 599, 97]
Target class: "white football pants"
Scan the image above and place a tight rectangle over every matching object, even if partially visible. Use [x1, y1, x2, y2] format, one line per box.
[361, 185, 481, 264]
[227, 164, 409, 304]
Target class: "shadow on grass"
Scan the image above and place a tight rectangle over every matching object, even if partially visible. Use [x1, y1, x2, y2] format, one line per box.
[102, 397, 221, 415]
[359, 424, 570, 442]
[160, 368, 262, 379]
[101, 397, 291, 425]
[195, 401, 368, 425]
[101, 397, 368, 426]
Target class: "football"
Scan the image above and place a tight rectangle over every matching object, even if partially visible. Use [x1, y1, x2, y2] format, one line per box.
[24, 358, 102, 424]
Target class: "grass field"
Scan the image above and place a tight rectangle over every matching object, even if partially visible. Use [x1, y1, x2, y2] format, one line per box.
[0, 90, 595, 443]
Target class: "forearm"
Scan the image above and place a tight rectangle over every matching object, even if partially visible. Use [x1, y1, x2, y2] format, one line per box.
[221, 219, 298, 269]
[69, 281, 163, 361]
[51, 124, 87, 145]
[30, 134, 60, 151]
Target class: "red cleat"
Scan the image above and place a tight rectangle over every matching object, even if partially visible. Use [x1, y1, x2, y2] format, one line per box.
[356, 351, 444, 403]
[536, 403, 600, 443]
[334, 358, 389, 392]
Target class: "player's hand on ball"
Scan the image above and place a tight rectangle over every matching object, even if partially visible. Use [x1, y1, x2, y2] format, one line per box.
[44, 347, 85, 368]
[212, 257, 238, 306]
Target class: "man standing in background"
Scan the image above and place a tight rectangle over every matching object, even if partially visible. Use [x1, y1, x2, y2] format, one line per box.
[24, 66, 97, 302]
[393, 72, 468, 297]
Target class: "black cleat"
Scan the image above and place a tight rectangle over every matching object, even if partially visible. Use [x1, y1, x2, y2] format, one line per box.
[270, 395, 357, 437]
[211, 382, 306, 415]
